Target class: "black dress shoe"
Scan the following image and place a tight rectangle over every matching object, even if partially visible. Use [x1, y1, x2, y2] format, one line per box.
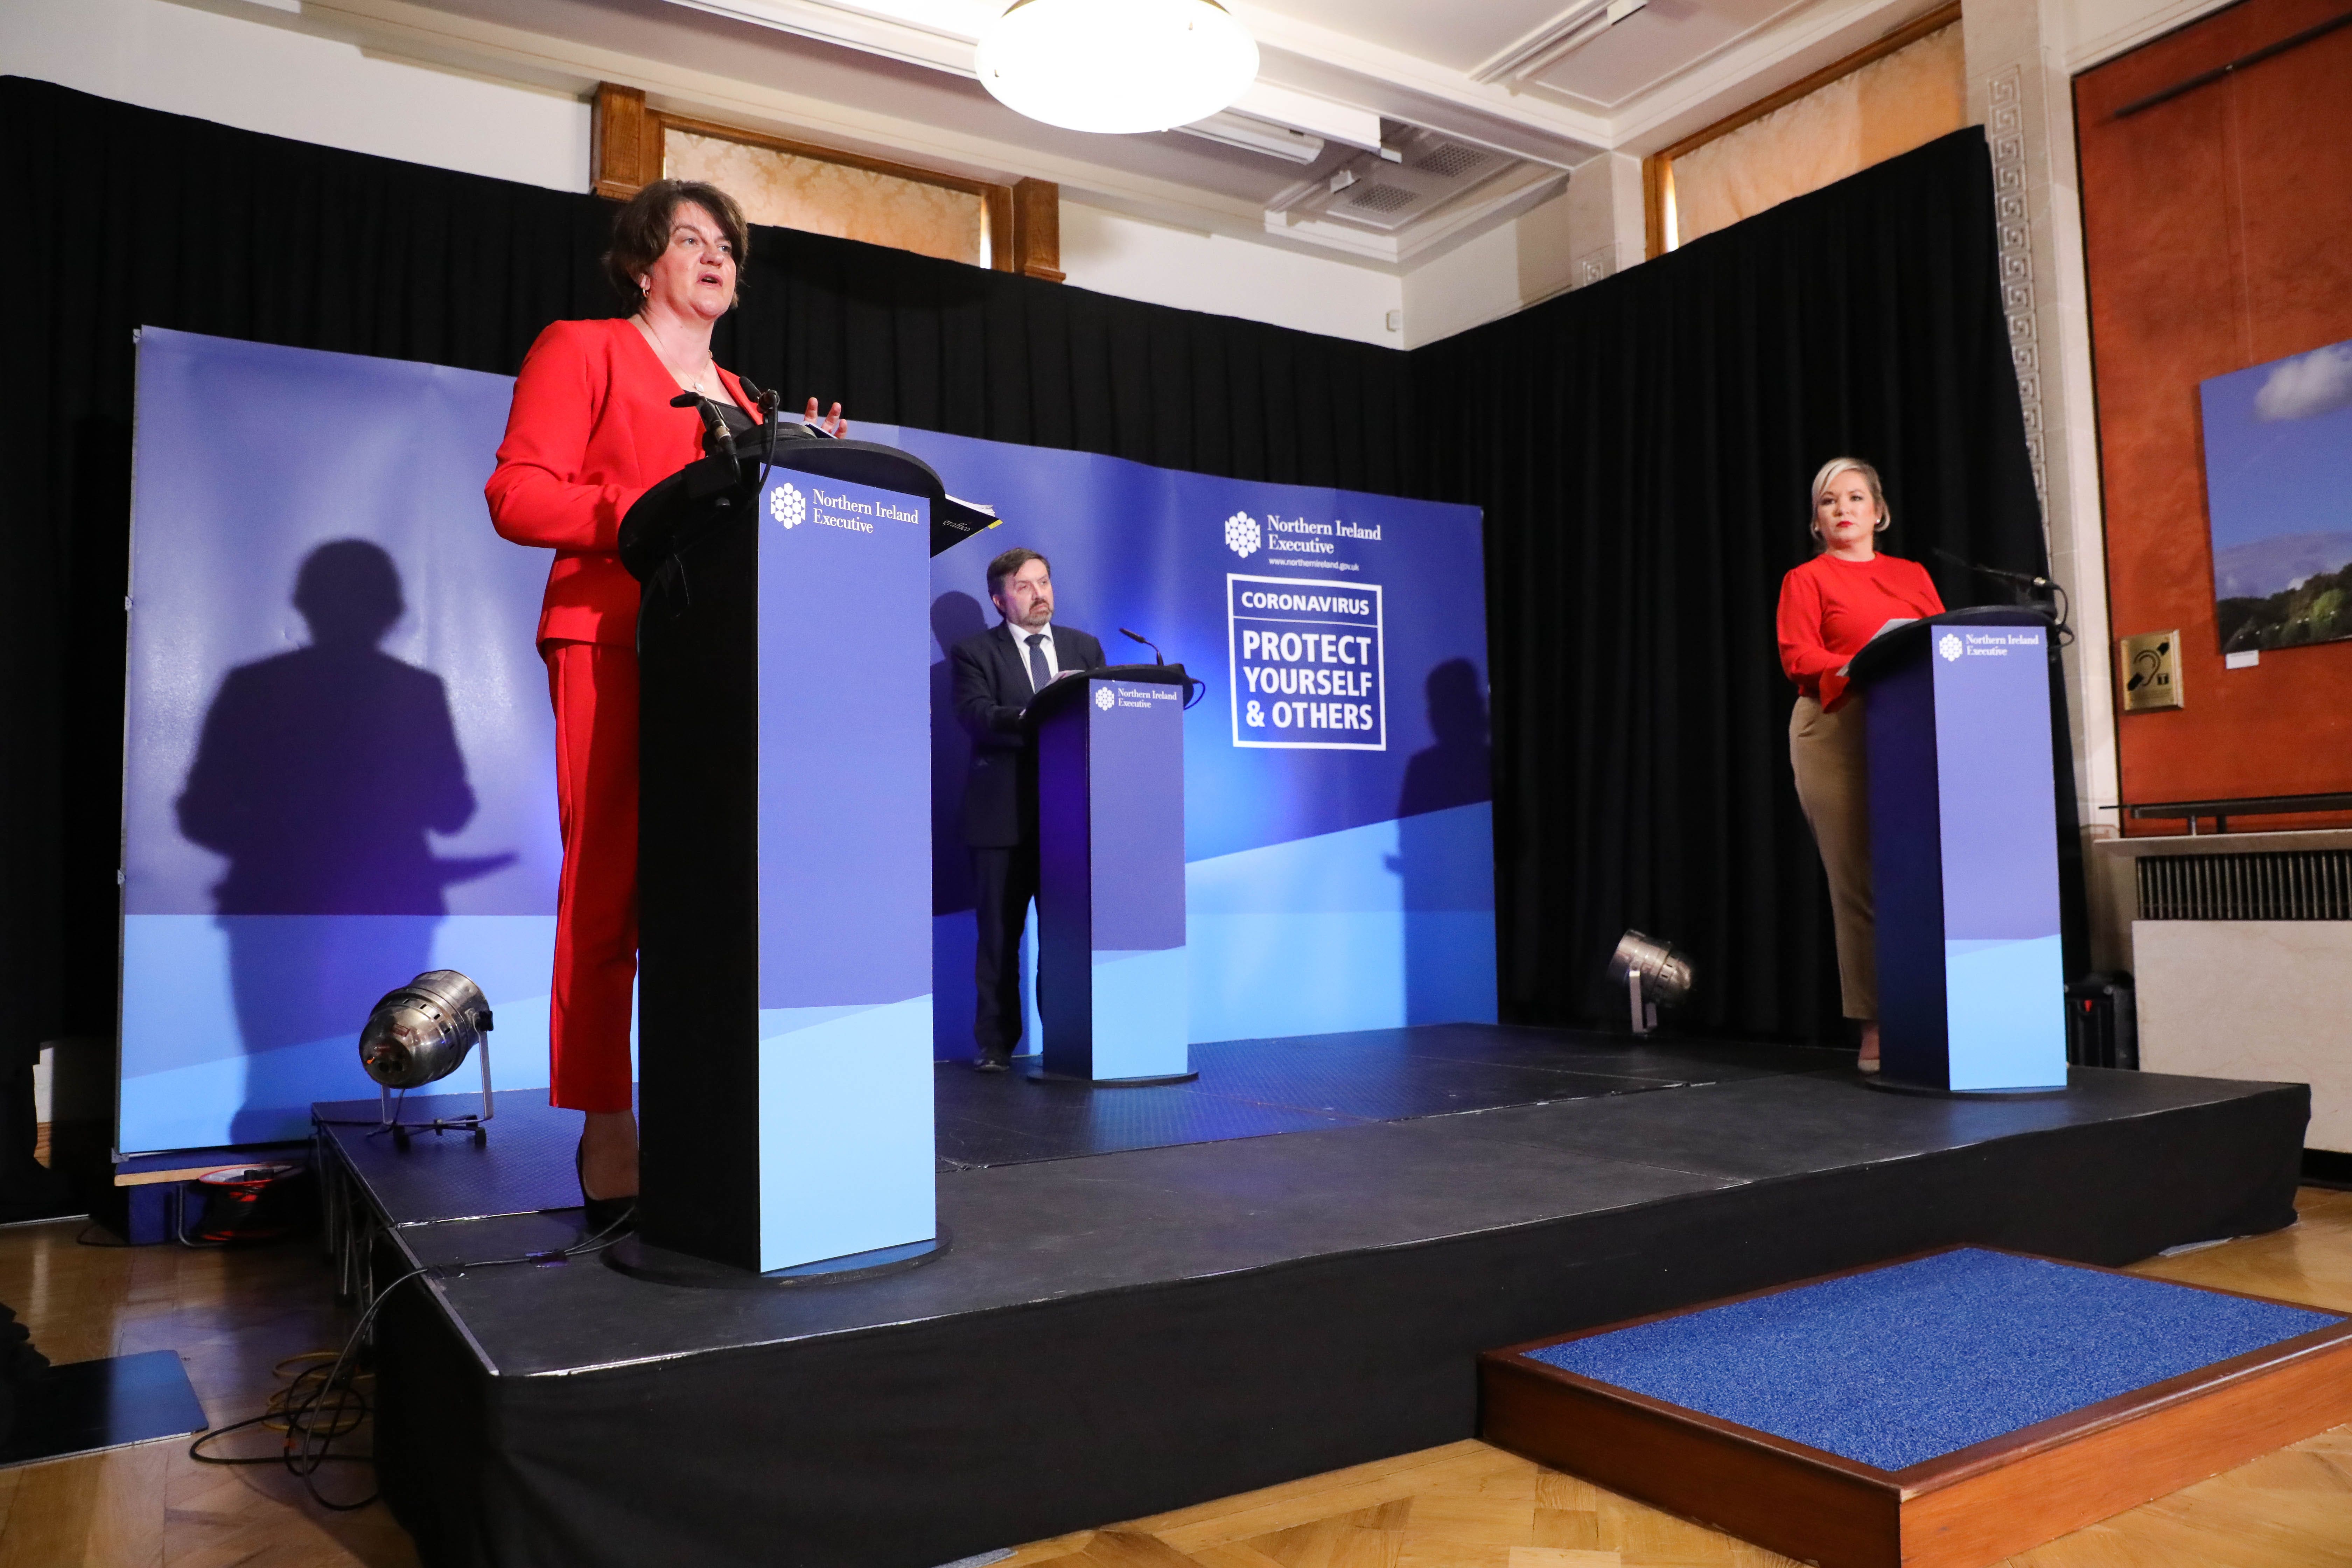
[973, 1049, 1011, 1073]
[575, 1139, 639, 1236]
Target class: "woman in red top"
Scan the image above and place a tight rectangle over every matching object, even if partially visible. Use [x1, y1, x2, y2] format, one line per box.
[1775, 459, 1944, 1072]
[486, 180, 843, 1223]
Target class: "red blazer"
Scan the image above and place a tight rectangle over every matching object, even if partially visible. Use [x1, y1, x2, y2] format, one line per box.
[486, 317, 758, 648]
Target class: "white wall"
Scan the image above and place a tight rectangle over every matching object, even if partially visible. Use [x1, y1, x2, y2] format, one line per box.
[1399, 152, 1645, 349]
[1400, 220, 1524, 351]
[1058, 203, 1402, 349]
[0, 0, 590, 192]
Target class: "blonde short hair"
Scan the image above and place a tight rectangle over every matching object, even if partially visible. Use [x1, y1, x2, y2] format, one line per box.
[1809, 457, 1890, 547]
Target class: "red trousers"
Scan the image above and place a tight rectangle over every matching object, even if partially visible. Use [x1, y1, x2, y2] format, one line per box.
[544, 640, 638, 1113]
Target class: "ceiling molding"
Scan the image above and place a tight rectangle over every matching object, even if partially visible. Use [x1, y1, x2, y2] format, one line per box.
[1472, 0, 1630, 85]
[1228, 3, 1613, 153]
[1600, 0, 1949, 154]
[1264, 161, 1567, 266]
[662, 0, 980, 75]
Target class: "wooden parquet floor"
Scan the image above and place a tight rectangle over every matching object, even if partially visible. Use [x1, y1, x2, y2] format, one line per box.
[0, 1225, 416, 1567]
[2, 1191, 2349, 1566]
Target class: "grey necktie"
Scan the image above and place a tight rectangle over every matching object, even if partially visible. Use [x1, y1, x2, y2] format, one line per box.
[1026, 632, 1050, 693]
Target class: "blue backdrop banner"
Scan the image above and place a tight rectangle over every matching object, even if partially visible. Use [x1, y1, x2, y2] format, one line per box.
[891, 425, 1496, 1060]
[118, 332, 1495, 1156]
[123, 329, 562, 1155]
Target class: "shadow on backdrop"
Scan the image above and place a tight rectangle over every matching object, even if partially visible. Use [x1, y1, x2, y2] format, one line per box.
[929, 592, 990, 1061]
[1392, 658, 1495, 1024]
[930, 590, 989, 916]
[176, 540, 512, 1136]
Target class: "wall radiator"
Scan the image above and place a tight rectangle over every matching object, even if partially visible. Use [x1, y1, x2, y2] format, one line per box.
[2136, 850, 2352, 921]
[2131, 846, 2351, 1153]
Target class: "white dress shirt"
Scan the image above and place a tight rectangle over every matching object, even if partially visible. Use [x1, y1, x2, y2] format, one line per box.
[1008, 620, 1060, 695]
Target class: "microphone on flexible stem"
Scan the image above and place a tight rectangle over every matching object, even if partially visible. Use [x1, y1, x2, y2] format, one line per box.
[670, 391, 738, 465]
[1932, 547, 2049, 589]
[1120, 628, 1166, 665]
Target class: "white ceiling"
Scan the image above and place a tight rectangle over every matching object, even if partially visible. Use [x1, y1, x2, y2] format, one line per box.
[295, 0, 1954, 266]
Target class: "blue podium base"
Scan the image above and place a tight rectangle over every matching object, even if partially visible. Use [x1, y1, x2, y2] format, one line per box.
[1026, 1068, 1200, 1087]
[603, 1230, 951, 1290]
[1863, 1074, 2070, 1101]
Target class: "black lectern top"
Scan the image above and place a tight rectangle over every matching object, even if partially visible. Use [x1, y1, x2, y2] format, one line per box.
[617, 424, 999, 583]
[1846, 606, 2056, 691]
[1023, 664, 1197, 729]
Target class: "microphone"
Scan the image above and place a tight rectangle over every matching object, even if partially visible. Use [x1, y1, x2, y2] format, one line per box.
[1120, 628, 1166, 665]
[1932, 547, 2049, 589]
[669, 391, 738, 463]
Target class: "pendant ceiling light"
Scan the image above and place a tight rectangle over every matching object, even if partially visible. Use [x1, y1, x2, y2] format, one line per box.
[977, 0, 1260, 135]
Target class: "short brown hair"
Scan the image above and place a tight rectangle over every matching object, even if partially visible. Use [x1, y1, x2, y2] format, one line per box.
[603, 180, 751, 310]
[987, 547, 1049, 598]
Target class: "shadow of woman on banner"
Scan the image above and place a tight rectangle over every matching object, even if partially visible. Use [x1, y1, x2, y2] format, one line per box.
[176, 540, 511, 1136]
[1392, 657, 1495, 1023]
[929, 591, 989, 1057]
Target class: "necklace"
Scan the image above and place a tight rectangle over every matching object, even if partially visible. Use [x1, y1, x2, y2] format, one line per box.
[633, 314, 723, 401]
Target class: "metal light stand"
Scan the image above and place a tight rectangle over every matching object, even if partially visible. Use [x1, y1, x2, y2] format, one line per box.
[377, 1029, 496, 1149]
[1627, 966, 1657, 1036]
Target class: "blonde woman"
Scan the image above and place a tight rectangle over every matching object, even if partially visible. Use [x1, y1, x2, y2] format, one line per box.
[1775, 459, 1944, 1071]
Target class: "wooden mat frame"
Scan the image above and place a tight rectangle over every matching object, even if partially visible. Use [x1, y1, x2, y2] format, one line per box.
[1480, 1245, 2352, 1568]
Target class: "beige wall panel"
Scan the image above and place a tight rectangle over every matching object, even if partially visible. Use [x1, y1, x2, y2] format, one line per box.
[2134, 919, 2352, 1151]
[664, 129, 983, 266]
[1674, 23, 1965, 246]
[1857, 22, 1968, 167]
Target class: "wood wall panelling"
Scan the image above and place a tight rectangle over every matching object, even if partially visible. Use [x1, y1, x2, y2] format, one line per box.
[592, 82, 657, 200]
[1012, 177, 1064, 281]
[2076, 0, 2352, 819]
[589, 84, 1060, 281]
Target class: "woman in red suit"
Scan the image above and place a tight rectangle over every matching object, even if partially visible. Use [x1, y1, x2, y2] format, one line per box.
[1776, 459, 1944, 1074]
[487, 180, 842, 1222]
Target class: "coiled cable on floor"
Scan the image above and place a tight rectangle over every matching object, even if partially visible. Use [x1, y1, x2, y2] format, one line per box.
[189, 1211, 636, 1510]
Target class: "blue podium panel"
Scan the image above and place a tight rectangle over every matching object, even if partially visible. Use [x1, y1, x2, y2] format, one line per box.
[637, 473, 934, 1275]
[1862, 613, 2067, 1092]
[754, 477, 934, 1272]
[1037, 675, 1189, 1082]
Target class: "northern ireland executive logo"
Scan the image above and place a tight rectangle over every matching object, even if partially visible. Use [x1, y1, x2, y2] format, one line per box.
[1224, 511, 1261, 558]
[1094, 685, 1115, 711]
[1938, 632, 1963, 663]
[771, 482, 807, 530]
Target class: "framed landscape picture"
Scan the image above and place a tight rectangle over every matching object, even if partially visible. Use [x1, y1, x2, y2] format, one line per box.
[2201, 336, 2352, 654]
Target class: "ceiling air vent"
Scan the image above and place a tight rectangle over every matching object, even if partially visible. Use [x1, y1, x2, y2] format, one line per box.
[1344, 185, 1418, 215]
[1266, 122, 1528, 237]
[1409, 142, 1492, 179]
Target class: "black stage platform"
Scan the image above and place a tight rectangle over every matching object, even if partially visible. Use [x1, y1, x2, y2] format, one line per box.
[315, 1024, 2308, 1568]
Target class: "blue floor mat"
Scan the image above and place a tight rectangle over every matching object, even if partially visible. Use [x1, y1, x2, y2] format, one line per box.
[1528, 1248, 2341, 1470]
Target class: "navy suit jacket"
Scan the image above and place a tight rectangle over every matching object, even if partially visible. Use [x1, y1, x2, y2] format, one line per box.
[951, 622, 1107, 847]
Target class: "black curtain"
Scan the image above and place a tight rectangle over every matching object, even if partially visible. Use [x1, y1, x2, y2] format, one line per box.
[0, 75, 2046, 1072]
[1409, 128, 2048, 1041]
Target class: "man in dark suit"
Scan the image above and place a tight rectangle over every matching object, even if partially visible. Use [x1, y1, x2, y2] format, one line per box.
[951, 547, 1106, 1070]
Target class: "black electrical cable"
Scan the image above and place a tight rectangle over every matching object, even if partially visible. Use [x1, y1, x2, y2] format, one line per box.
[188, 1209, 637, 1510]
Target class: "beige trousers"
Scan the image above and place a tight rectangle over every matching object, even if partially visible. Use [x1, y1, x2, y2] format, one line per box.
[1790, 693, 1875, 1020]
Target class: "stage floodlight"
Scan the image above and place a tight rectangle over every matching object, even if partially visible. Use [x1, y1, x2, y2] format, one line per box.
[358, 970, 496, 1146]
[1609, 930, 1693, 1037]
